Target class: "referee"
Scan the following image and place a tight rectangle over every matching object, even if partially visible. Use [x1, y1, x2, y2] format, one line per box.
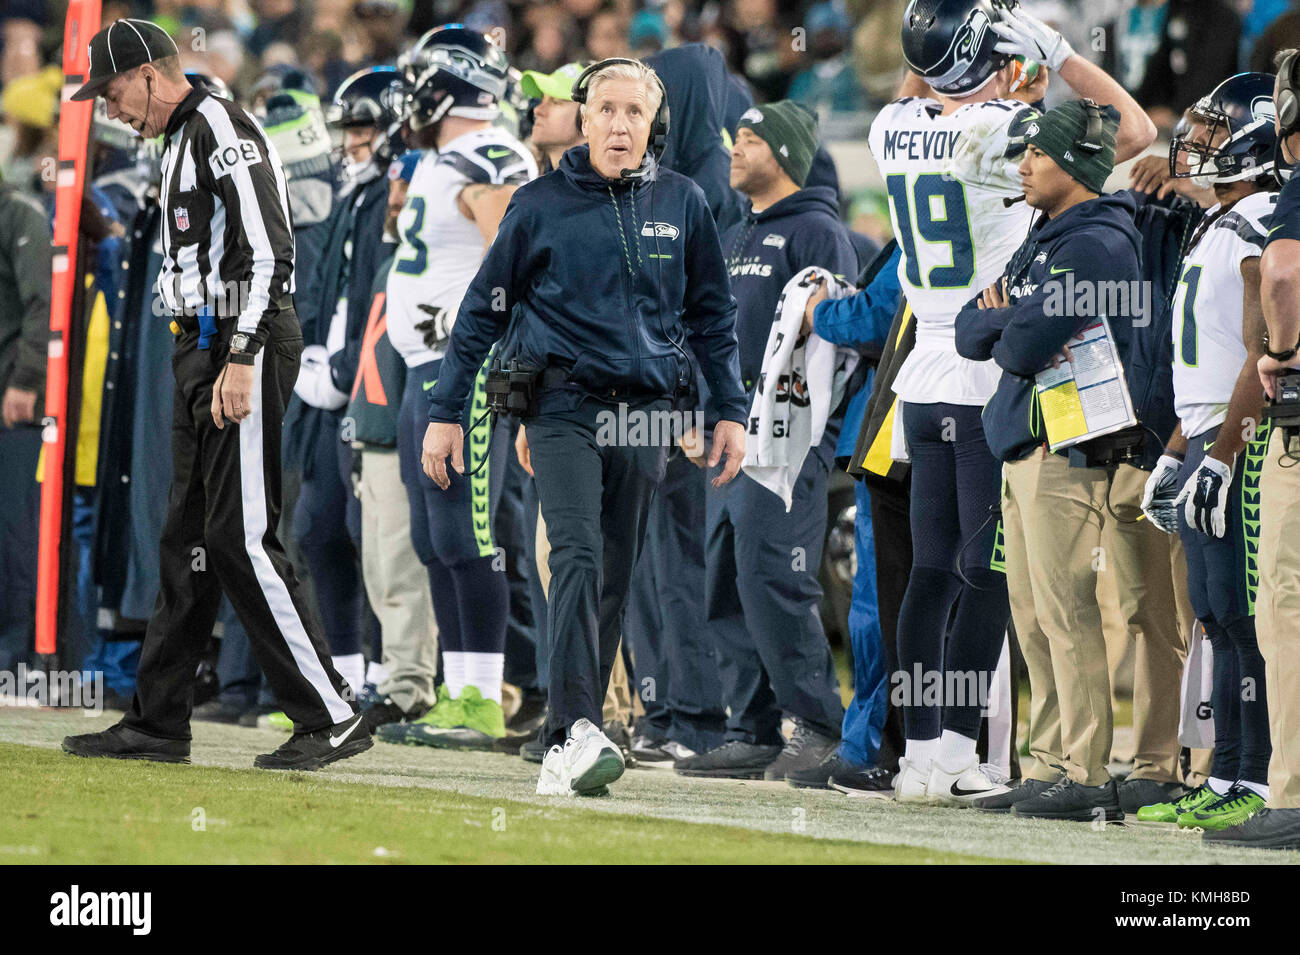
[62, 20, 369, 771]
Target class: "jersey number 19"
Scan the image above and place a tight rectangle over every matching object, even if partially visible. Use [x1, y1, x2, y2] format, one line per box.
[885, 172, 976, 289]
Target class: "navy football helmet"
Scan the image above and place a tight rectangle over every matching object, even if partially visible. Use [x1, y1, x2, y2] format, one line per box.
[901, 0, 1009, 97]
[400, 25, 510, 129]
[328, 66, 406, 165]
[1171, 72, 1278, 185]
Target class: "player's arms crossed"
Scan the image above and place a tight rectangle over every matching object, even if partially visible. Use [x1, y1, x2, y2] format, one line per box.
[458, 182, 518, 247]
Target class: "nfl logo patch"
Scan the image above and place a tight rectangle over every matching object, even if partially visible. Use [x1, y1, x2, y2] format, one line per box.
[174, 206, 190, 231]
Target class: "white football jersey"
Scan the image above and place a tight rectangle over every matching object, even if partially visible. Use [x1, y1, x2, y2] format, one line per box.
[1171, 190, 1276, 439]
[868, 96, 1036, 405]
[386, 127, 537, 367]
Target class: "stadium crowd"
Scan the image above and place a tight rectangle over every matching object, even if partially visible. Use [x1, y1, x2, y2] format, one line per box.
[2, 0, 1300, 850]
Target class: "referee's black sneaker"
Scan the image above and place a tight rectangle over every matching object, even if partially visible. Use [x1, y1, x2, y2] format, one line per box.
[1012, 775, 1123, 822]
[254, 713, 372, 771]
[62, 722, 190, 764]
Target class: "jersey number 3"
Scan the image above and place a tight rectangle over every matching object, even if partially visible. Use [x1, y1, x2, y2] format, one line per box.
[395, 196, 428, 276]
[885, 172, 975, 289]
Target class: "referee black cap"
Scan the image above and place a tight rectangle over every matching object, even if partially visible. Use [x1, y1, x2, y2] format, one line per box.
[71, 19, 181, 102]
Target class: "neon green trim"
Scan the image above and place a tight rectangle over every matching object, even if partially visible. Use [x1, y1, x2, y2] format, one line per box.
[1241, 424, 1267, 614]
[469, 357, 495, 558]
[989, 519, 1007, 574]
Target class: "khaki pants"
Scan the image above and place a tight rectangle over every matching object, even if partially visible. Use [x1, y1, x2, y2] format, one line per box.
[1257, 429, 1300, 807]
[359, 448, 437, 713]
[1097, 463, 1188, 783]
[1004, 450, 1113, 786]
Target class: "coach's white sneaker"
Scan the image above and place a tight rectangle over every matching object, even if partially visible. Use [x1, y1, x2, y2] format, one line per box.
[893, 757, 932, 803]
[927, 759, 1012, 807]
[535, 718, 625, 797]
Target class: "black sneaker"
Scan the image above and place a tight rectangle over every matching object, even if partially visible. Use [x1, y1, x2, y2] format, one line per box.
[629, 735, 697, 769]
[253, 713, 372, 771]
[520, 735, 548, 764]
[62, 722, 190, 764]
[831, 764, 895, 798]
[764, 718, 839, 782]
[674, 740, 782, 779]
[972, 775, 1060, 813]
[505, 688, 547, 737]
[1202, 807, 1300, 850]
[1118, 776, 1186, 815]
[1013, 775, 1124, 821]
[360, 696, 427, 733]
[785, 749, 847, 789]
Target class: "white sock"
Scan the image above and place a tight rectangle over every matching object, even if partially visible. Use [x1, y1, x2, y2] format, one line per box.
[443, 651, 468, 699]
[1240, 780, 1270, 800]
[936, 729, 978, 771]
[332, 654, 365, 702]
[365, 660, 389, 688]
[462, 652, 504, 704]
[904, 737, 938, 772]
[1208, 776, 1233, 796]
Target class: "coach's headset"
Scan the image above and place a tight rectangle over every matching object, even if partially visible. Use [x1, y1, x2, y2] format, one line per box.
[570, 57, 670, 179]
[1274, 50, 1300, 178]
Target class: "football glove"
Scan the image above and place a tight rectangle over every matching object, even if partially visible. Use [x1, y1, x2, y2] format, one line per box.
[414, 304, 452, 351]
[991, 6, 1075, 72]
[1175, 454, 1234, 538]
[1140, 454, 1183, 535]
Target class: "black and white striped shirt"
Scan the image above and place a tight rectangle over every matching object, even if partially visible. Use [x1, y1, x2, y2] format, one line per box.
[157, 87, 295, 353]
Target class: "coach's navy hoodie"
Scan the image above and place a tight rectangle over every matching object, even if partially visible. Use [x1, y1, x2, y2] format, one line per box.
[955, 191, 1143, 463]
[427, 144, 748, 425]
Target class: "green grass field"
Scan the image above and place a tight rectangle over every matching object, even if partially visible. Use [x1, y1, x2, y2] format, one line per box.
[0, 709, 1295, 865]
[0, 743, 999, 865]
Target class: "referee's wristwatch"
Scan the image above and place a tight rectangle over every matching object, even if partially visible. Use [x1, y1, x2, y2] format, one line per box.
[1265, 332, 1300, 362]
[227, 332, 257, 366]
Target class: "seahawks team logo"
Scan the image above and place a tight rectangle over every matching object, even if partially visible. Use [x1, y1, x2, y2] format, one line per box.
[762, 233, 786, 248]
[641, 222, 680, 240]
[949, 10, 993, 88]
[1251, 95, 1277, 124]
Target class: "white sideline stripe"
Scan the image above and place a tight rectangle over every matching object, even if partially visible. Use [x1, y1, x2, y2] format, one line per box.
[239, 350, 353, 723]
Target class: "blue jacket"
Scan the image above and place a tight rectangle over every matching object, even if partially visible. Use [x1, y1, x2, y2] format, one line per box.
[646, 43, 746, 235]
[721, 186, 858, 388]
[955, 192, 1143, 463]
[428, 144, 749, 425]
[1124, 187, 1203, 469]
[719, 185, 857, 461]
[813, 243, 903, 461]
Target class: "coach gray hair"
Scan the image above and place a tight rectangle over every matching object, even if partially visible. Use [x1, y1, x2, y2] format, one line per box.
[579, 60, 663, 120]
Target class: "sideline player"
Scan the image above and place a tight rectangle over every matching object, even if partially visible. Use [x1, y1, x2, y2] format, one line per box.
[379, 28, 537, 750]
[1140, 73, 1278, 832]
[877, 0, 1155, 805]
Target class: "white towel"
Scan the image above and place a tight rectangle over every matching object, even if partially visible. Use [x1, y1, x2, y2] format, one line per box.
[742, 266, 858, 511]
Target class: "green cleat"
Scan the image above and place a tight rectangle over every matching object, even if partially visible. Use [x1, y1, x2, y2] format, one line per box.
[1134, 782, 1220, 824]
[375, 685, 463, 744]
[1177, 786, 1266, 832]
[378, 685, 505, 750]
[258, 711, 294, 732]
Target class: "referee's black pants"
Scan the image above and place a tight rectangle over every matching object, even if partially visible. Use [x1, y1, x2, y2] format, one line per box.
[124, 313, 357, 740]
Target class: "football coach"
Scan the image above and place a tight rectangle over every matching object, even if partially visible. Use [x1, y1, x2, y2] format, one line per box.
[62, 19, 368, 771]
[421, 58, 749, 796]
